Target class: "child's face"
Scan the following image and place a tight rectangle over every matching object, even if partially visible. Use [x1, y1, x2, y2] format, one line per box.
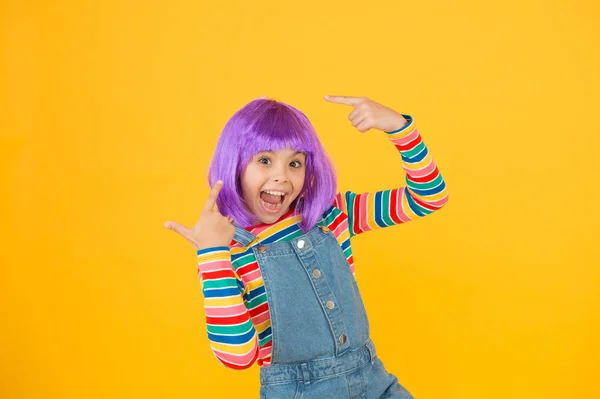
[241, 148, 306, 225]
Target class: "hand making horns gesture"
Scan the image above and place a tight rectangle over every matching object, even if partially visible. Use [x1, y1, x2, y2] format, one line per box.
[164, 180, 235, 251]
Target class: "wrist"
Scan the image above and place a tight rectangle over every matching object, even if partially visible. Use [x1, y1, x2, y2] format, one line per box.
[385, 114, 413, 134]
[389, 116, 409, 131]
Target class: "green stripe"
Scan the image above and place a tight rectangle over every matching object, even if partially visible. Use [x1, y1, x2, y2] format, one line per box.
[232, 253, 256, 271]
[345, 192, 357, 237]
[258, 335, 272, 347]
[202, 278, 238, 290]
[322, 208, 339, 225]
[380, 191, 395, 226]
[343, 246, 353, 259]
[283, 230, 304, 241]
[401, 141, 425, 158]
[202, 279, 239, 290]
[408, 198, 434, 215]
[207, 320, 254, 335]
[246, 293, 267, 309]
[407, 174, 443, 190]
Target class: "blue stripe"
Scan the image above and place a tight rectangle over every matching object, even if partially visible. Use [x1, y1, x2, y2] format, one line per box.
[203, 286, 240, 298]
[374, 192, 386, 227]
[340, 237, 350, 252]
[401, 147, 428, 163]
[321, 205, 336, 218]
[258, 326, 272, 341]
[262, 224, 301, 244]
[207, 327, 255, 345]
[231, 249, 253, 263]
[197, 246, 229, 256]
[237, 279, 245, 295]
[246, 284, 266, 301]
[404, 189, 427, 217]
[401, 141, 425, 158]
[410, 181, 446, 196]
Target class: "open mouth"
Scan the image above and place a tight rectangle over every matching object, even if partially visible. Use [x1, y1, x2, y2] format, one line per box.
[259, 190, 287, 212]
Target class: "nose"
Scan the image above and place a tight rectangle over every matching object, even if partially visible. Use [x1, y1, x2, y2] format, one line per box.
[271, 162, 288, 183]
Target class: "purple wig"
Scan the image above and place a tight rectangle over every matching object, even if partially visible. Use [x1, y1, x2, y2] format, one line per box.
[208, 98, 337, 232]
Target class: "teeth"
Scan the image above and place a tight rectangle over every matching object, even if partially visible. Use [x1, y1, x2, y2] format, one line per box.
[263, 190, 286, 196]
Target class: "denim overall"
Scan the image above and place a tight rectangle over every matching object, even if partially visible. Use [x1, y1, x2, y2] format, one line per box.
[233, 221, 414, 399]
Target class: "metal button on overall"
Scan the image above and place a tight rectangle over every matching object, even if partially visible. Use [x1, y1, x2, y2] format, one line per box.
[326, 300, 335, 309]
[258, 245, 267, 254]
[339, 334, 347, 344]
[297, 240, 305, 249]
[320, 226, 330, 233]
[312, 269, 322, 278]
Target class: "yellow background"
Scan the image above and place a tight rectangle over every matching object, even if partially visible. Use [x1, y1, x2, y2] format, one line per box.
[2, 0, 599, 398]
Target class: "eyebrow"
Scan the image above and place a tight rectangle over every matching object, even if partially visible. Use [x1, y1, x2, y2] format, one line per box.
[259, 150, 305, 156]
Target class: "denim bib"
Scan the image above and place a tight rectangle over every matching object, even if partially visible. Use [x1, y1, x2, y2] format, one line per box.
[233, 222, 413, 398]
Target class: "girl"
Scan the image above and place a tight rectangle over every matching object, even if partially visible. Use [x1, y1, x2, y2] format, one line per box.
[165, 96, 448, 398]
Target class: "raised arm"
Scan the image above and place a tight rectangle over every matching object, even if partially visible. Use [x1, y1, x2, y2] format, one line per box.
[325, 96, 449, 237]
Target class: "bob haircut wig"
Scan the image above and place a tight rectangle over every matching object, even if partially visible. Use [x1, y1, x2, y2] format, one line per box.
[208, 98, 337, 232]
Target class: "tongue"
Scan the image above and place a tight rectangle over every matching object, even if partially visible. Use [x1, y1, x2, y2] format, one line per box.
[260, 192, 282, 205]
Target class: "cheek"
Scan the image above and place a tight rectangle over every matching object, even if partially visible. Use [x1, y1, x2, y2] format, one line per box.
[239, 171, 254, 201]
[294, 171, 306, 192]
[240, 167, 262, 198]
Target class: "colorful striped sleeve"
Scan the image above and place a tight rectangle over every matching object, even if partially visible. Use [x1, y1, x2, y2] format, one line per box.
[196, 246, 259, 369]
[334, 114, 449, 237]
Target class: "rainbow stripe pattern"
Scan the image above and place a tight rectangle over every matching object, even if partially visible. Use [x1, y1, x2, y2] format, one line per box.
[196, 115, 449, 369]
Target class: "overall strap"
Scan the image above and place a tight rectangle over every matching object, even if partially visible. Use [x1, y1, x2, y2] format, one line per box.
[232, 224, 259, 246]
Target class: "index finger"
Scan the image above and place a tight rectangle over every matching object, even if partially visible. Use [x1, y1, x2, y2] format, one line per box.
[203, 180, 223, 213]
[324, 96, 365, 106]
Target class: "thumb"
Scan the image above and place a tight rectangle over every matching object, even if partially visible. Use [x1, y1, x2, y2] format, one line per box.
[164, 221, 188, 237]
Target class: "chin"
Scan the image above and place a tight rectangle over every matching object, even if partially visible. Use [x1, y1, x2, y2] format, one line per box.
[258, 216, 278, 224]
[258, 209, 286, 224]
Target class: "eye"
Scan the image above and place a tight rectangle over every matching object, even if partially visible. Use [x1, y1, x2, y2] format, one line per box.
[290, 160, 302, 168]
[258, 157, 271, 165]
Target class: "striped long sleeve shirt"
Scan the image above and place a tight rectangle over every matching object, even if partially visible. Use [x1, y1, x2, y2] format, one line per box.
[196, 115, 449, 369]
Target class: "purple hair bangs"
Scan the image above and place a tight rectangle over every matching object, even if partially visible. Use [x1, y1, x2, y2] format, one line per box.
[208, 98, 337, 232]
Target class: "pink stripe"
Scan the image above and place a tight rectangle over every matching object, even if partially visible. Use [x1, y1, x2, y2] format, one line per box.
[330, 213, 348, 235]
[252, 310, 271, 325]
[331, 211, 346, 226]
[249, 224, 271, 236]
[358, 194, 372, 232]
[241, 269, 262, 285]
[249, 213, 296, 237]
[396, 189, 412, 222]
[428, 194, 449, 207]
[391, 127, 419, 145]
[334, 192, 344, 210]
[205, 303, 248, 317]
[258, 346, 272, 359]
[404, 159, 435, 177]
[332, 222, 347, 237]
[198, 260, 232, 272]
[214, 346, 257, 365]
